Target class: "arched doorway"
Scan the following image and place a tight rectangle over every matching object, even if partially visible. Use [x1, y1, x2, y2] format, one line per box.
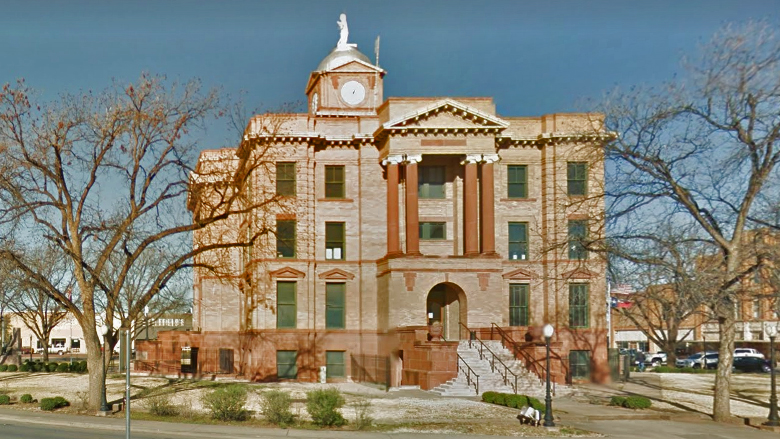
[426, 283, 467, 341]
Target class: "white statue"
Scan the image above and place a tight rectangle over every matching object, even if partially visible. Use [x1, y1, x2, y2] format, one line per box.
[337, 13, 349, 50]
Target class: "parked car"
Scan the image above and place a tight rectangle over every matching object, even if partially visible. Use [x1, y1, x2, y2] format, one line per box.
[47, 344, 67, 356]
[647, 352, 667, 366]
[676, 351, 717, 368]
[680, 352, 719, 369]
[733, 356, 772, 373]
[734, 348, 765, 359]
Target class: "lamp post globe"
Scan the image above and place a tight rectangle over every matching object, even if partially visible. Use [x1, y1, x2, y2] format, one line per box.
[765, 324, 779, 427]
[543, 323, 555, 427]
[98, 325, 111, 413]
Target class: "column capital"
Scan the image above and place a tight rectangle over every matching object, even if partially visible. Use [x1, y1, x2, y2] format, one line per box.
[460, 154, 482, 165]
[382, 154, 405, 166]
[405, 154, 422, 164]
[482, 154, 500, 164]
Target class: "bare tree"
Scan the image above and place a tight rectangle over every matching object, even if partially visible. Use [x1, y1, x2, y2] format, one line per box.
[0, 75, 281, 410]
[592, 21, 780, 421]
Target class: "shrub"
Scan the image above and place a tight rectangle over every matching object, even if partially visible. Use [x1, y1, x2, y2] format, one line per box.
[0, 395, 10, 405]
[306, 388, 346, 427]
[259, 390, 295, 426]
[609, 396, 627, 406]
[145, 393, 178, 417]
[47, 363, 59, 372]
[492, 392, 506, 406]
[56, 363, 70, 372]
[40, 396, 69, 411]
[526, 396, 544, 412]
[481, 391, 499, 404]
[349, 397, 373, 430]
[76, 361, 88, 373]
[31, 363, 43, 372]
[20, 394, 34, 404]
[6, 365, 17, 372]
[0, 364, 7, 372]
[18, 364, 30, 372]
[201, 385, 248, 421]
[623, 396, 652, 409]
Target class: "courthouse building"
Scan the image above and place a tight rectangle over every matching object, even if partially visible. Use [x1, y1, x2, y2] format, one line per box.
[140, 18, 610, 387]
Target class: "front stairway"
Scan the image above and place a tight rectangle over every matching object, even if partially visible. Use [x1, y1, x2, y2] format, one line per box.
[431, 340, 570, 398]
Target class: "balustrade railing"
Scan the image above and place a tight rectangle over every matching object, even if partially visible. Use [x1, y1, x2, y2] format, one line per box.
[456, 354, 479, 395]
[459, 322, 519, 393]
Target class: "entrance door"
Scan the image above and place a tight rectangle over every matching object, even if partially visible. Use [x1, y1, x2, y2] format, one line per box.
[426, 284, 465, 340]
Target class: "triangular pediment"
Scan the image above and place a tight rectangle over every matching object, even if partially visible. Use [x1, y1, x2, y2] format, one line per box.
[561, 268, 598, 280]
[329, 59, 384, 74]
[269, 267, 306, 279]
[317, 268, 355, 280]
[382, 99, 509, 131]
[502, 268, 538, 280]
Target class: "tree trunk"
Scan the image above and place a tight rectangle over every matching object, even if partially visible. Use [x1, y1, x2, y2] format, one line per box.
[713, 314, 736, 422]
[83, 328, 106, 411]
[42, 347, 49, 363]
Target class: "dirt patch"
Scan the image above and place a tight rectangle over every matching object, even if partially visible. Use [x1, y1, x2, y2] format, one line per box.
[0, 372, 596, 436]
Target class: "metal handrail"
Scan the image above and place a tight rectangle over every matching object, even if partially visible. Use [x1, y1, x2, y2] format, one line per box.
[459, 322, 519, 393]
[457, 354, 479, 395]
[490, 323, 546, 386]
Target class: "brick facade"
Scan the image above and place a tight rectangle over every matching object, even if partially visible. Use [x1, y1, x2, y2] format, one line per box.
[138, 31, 610, 387]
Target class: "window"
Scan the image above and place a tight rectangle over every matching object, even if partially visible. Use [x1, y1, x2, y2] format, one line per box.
[418, 166, 445, 199]
[570, 350, 591, 380]
[753, 300, 761, 319]
[219, 349, 234, 374]
[419, 222, 446, 240]
[276, 162, 296, 196]
[326, 283, 346, 329]
[509, 284, 530, 326]
[567, 162, 587, 196]
[276, 281, 297, 328]
[507, 165, 528, 198]
[568, 220, 588, 260]
[276, 219, 296, 258]
[508, 222, 528, 260]
[326, 351, 346, 378]
[569, 284, 589, 328]
[325, 222, 345, 260]
[277, 350, 297, 379]
[325, 165, 345, 198]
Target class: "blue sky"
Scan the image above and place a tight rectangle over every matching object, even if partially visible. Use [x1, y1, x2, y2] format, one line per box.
[2, 0, 779, 150]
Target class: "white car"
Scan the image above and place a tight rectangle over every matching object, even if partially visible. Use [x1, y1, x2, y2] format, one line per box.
[734, 348, 764, 359]
[647, 352, 667, 366]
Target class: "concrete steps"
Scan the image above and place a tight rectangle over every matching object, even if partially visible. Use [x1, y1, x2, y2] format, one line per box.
[431, 340, 573, 397]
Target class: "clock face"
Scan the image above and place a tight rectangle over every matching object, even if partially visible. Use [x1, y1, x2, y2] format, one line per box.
[311, 92, 318, 113]
[340, 80, 365, 105]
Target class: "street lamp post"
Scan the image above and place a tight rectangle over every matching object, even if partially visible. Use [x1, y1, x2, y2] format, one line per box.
[543, 323, 556, 427]
[98, 325, 111, 414]
[765, 324, 779, 427]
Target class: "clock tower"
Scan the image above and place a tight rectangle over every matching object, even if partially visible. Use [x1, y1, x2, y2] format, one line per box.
[305, 15, 385, 117]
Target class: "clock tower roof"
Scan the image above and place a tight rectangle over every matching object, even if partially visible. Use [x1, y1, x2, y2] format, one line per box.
[316, 46, 373, 72]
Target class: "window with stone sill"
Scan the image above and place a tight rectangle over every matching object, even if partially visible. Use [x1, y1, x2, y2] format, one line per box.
[276, 219, 296, 258]
[508, 222, 528, 260]
[326, 283, 346, 329]
[277, 350, 297, 379]
[509, 284, 530, 327]
[568, 219, 588, 260]
[325, 165, 345, 198]
[419, 222, 446, 240]
[276, 281, 296, 329]
[569, 350, 591, 380]
[276, 162, 296, 196]
[325, 222, 345, 260]
[567, 162, 587, 196]
[569, 283, 589, 328]
[326, 351, 346, 378]
[507, 165, 528, 199]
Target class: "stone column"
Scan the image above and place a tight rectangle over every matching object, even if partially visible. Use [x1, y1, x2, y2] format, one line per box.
[405, 155, 422, 256]
[480, 154, 499, 256]
[382, 155, 404, 256]
[462, 154, 481, 256]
